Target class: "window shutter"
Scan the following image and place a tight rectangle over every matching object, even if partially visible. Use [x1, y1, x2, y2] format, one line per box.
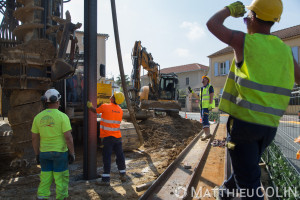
[225, 60, 230, 74]
[292, 46, 299, 63]
[214, 62, 218, 76]
[186, 77, 189, 85]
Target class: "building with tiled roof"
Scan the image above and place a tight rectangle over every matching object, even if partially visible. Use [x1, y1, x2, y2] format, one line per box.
[208, 24, 300, 59]
[208, 24, 300, 99]
[159, 63, 208, 74]
[141, 63, 209, 91]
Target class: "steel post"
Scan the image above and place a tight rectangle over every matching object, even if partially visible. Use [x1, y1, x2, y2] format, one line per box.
[83, 0, 97, 180]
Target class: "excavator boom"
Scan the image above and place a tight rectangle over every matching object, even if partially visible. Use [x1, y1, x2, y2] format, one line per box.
[129, 41, 181, 115]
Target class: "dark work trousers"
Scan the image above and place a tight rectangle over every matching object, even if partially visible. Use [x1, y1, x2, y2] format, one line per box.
[220, 116, 277, 200]
[102, 136, 126, 182]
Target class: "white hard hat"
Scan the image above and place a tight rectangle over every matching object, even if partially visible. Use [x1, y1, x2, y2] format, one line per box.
[43, 89, 61, 102]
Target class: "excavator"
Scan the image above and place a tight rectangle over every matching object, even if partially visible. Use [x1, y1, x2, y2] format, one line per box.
[128, 41, 181, 116]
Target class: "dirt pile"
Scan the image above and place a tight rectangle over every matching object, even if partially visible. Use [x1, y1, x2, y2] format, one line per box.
[140, 115, 201, 148]
[139, 115, 202, 164]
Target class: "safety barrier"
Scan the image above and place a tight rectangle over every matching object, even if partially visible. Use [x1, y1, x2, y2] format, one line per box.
[262, 86, 300, 200]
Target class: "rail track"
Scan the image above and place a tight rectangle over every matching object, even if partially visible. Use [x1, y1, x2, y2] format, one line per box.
[139, 123, 219, 200]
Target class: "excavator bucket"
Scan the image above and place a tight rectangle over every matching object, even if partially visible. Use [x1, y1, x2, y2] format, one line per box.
[141, 100, 181, 113]
[51, 58, 75, 81]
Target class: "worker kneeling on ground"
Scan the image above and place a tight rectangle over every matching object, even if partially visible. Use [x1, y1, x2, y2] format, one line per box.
[31, 89, 75, 200]
[207, 0, 300, 199]
[87, 92, 126, 186]
[188, 75, 215, 141]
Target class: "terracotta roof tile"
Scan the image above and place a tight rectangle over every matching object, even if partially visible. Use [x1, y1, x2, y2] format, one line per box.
[272, 24, 300, 39]
[208, 24, 300, 58]
[159, 63, 208, 74]
[141, 63, 208, 78]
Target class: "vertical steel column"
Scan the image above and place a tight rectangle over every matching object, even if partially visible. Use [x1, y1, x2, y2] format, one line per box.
[83, 0, 97, 180]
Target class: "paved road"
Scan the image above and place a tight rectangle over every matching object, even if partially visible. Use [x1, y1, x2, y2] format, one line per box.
[179, 111, 300, 173]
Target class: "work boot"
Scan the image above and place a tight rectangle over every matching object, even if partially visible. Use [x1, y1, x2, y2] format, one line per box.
[96, 178, 110, 186]
[201, 134, 212, 141]
[119, 173, 126, 183]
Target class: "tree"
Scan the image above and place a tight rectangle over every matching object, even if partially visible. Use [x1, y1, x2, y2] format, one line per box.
[115, 74, 130, 92]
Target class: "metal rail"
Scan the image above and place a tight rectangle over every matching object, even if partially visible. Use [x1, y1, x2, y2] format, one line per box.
[139, 123, 219, 200]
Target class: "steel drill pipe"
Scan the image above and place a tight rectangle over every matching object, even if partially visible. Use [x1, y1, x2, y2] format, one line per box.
[83, 0, 97, 180]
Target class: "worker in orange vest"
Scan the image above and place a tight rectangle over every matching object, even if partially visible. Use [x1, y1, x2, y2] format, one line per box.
[87, 92, 126, 186]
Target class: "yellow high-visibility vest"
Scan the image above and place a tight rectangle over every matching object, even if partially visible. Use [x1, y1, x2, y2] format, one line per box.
[219, 33, 294, 127]
[200, 84, 215, 109]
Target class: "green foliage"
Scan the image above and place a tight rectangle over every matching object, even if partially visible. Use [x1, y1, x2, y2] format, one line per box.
[262, 143, 300, 199]
[209, 111, 220, 122]
[115, 75, 130, 90]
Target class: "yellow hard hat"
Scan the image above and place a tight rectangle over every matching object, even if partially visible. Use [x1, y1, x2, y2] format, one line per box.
[246, 0, 283, 22]
[202, 75, 210, 83]
[114, 91, 125, 104]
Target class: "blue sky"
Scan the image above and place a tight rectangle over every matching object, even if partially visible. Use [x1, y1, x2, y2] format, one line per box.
[64, 0, 300, 79]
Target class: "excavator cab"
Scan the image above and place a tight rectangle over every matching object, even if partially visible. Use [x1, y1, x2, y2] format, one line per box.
[158, 73, 179, 100]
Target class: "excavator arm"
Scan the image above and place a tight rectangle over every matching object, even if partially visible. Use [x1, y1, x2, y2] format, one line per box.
[131, 41, 160, 102]
[129, 41, 181, 114]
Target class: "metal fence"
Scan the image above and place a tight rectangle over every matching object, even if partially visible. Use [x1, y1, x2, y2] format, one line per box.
[262, 86, 300, 199]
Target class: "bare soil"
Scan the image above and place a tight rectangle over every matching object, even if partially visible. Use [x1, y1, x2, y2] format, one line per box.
[0, 115, 202, 199]
[191, 123, 226, 200]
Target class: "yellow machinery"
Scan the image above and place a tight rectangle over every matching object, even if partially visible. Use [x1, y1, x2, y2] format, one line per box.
[129, 41, 181, 114]
[97, 82, 112, 106]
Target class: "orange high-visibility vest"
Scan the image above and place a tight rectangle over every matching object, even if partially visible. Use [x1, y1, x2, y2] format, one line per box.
[96, 103, 123, 138]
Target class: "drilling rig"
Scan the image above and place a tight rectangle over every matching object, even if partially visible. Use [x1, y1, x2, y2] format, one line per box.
[0, 0, 81, 165]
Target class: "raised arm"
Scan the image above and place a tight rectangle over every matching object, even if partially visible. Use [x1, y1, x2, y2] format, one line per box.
[206, 2, 246, 63]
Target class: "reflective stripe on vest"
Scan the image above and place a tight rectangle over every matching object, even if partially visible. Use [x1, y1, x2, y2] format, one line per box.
[99, 104, 123, 138]
[219, 33, 294, 127]
[101, 118, 121, 124]
[200, 84, 215, 109]
[100, 117, 122, 137]
[222, 91, 285, 116]
[228, 72, 291, 97]
[100, 125, 120, 131]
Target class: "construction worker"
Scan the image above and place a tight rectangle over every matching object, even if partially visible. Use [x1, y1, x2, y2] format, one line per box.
[207, 0, 300, 199]
[87, 92, 126, 186]
[31, 89, 75, 200]
[188, 75, 215, 141]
